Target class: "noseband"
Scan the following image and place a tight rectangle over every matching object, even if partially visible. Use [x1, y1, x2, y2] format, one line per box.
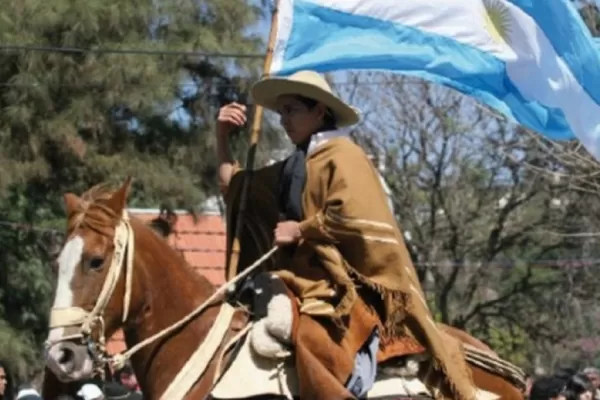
[46, 211, 135, 376]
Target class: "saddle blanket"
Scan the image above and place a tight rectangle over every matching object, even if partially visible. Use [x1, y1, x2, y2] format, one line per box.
[210, 333, 501, 400]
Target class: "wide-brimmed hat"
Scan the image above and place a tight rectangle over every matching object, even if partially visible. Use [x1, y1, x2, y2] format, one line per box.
[251, 70, 360, 128]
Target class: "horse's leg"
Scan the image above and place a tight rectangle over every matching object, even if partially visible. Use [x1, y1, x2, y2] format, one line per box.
[469, 365, 524, 400]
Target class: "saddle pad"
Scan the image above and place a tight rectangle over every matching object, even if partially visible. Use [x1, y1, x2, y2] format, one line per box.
[210, 333, 501, 400]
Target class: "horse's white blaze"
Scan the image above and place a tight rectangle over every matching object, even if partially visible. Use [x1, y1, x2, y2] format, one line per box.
[47, 235, 84, 344]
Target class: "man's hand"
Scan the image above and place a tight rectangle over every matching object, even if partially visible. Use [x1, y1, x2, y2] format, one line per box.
[274, 221, 302, 246]
[216, 102, 247, 137]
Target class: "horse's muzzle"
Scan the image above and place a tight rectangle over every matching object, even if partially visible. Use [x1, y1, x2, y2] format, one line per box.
[46, 341, 94, 382]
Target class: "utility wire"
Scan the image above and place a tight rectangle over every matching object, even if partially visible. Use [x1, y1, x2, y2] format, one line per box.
[0, 44, 265, 59]
[0, 80, 425, 90]
[0, 220, 598, 269]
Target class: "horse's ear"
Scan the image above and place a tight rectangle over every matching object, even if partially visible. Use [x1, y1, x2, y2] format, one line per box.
[106, 176, 133, 215]
[63, 193, 82, 215]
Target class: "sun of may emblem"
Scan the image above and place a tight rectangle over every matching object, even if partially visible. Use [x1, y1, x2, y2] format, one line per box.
[482, 0, 512, 45]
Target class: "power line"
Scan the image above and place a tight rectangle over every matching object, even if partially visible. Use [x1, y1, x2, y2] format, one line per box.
[0, 44, 265, 59]
[0, 80, 419, 90]
[0, 78, 514, 121]
[1, 219, 598, 269]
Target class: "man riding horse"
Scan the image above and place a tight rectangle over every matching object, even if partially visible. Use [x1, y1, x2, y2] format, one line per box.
[216, 70, 476, 399]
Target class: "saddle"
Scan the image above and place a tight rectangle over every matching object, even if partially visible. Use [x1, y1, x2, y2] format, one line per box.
[227, 271, 429, 399]
[208, 296, 501, 400]
[220, 271, 526, 400]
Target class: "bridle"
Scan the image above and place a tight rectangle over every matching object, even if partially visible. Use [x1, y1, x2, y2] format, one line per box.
[45, 207, 279, 384]
[46, 211, 135, 376]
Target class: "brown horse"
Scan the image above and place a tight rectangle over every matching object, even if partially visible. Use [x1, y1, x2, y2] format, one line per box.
[42, 178, 524, 399]
[40, 207, 189, 399]
[42, 179, 252, 399]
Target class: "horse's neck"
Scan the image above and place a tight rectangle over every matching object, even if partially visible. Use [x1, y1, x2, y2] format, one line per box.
[125, 220, 219, 398]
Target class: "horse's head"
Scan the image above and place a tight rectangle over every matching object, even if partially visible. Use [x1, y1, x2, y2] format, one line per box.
[45, 177, 138, 382]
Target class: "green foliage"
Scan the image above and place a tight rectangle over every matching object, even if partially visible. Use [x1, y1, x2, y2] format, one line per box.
[484, 324, 531, 368]
[0, 320, 41, 383]
[0, 0, 265, 210]
[0, 214, 54, 381]
[0, 0, 278, 379]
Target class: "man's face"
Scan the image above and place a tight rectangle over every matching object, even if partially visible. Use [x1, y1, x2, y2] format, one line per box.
[587, 373, 600, 389]
[275, 95, 327, 145]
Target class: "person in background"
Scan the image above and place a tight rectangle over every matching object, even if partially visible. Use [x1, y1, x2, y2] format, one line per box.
[529, 375, 567, 400]
[563, 373, 595, 400]
[525, 373, 535, 398]
[0, 361, 14, 400]
[15, 384, 42, 400]
[104, 382, 142, 400]
[114, 364, 140, 393]
[582, 367, 600, 400]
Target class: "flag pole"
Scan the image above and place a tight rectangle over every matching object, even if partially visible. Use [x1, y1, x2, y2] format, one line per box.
[226, 0, 280, 281]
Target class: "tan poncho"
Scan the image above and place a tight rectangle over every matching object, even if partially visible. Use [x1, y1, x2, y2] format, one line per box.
[223, 137, 475, 400]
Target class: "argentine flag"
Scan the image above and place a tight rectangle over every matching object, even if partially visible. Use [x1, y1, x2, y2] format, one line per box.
[269, 0, 600, 159]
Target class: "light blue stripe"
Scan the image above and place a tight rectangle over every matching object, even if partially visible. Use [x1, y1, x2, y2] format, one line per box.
[508, 0, 600, 108]
[279, 0, 572, 140]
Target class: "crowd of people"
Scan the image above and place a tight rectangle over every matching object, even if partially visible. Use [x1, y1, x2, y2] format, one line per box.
[528, 366, 600, 400]
[0, 361, 143, 400]
[3, 355, 600, 399]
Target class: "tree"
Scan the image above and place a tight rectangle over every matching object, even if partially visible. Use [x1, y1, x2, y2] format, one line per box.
[0, 0, 278, 382]
[335, 73, 600, 371]
[578, 0, 600, 36]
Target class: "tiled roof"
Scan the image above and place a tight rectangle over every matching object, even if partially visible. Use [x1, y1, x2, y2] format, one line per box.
[106, 207, 227, 355]
[131, 210, 227, 286]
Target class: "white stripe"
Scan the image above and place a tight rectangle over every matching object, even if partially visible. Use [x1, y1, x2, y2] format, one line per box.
[47, 236, 84, 343]
[270, 0, 295, 74]
[501, 7, 600, 156]
[287, 0, 507, 58]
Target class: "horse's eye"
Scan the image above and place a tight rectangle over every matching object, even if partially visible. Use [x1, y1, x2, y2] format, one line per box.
[88, 257, 105, 270]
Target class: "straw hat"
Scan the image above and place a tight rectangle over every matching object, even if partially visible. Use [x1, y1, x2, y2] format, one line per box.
[251, 70, 360, 128]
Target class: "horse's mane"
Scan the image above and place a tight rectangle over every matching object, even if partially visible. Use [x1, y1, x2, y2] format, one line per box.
[81, 182, 114, 202]
[70, 182, 218, 293]
[69, 183, 126, 236]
